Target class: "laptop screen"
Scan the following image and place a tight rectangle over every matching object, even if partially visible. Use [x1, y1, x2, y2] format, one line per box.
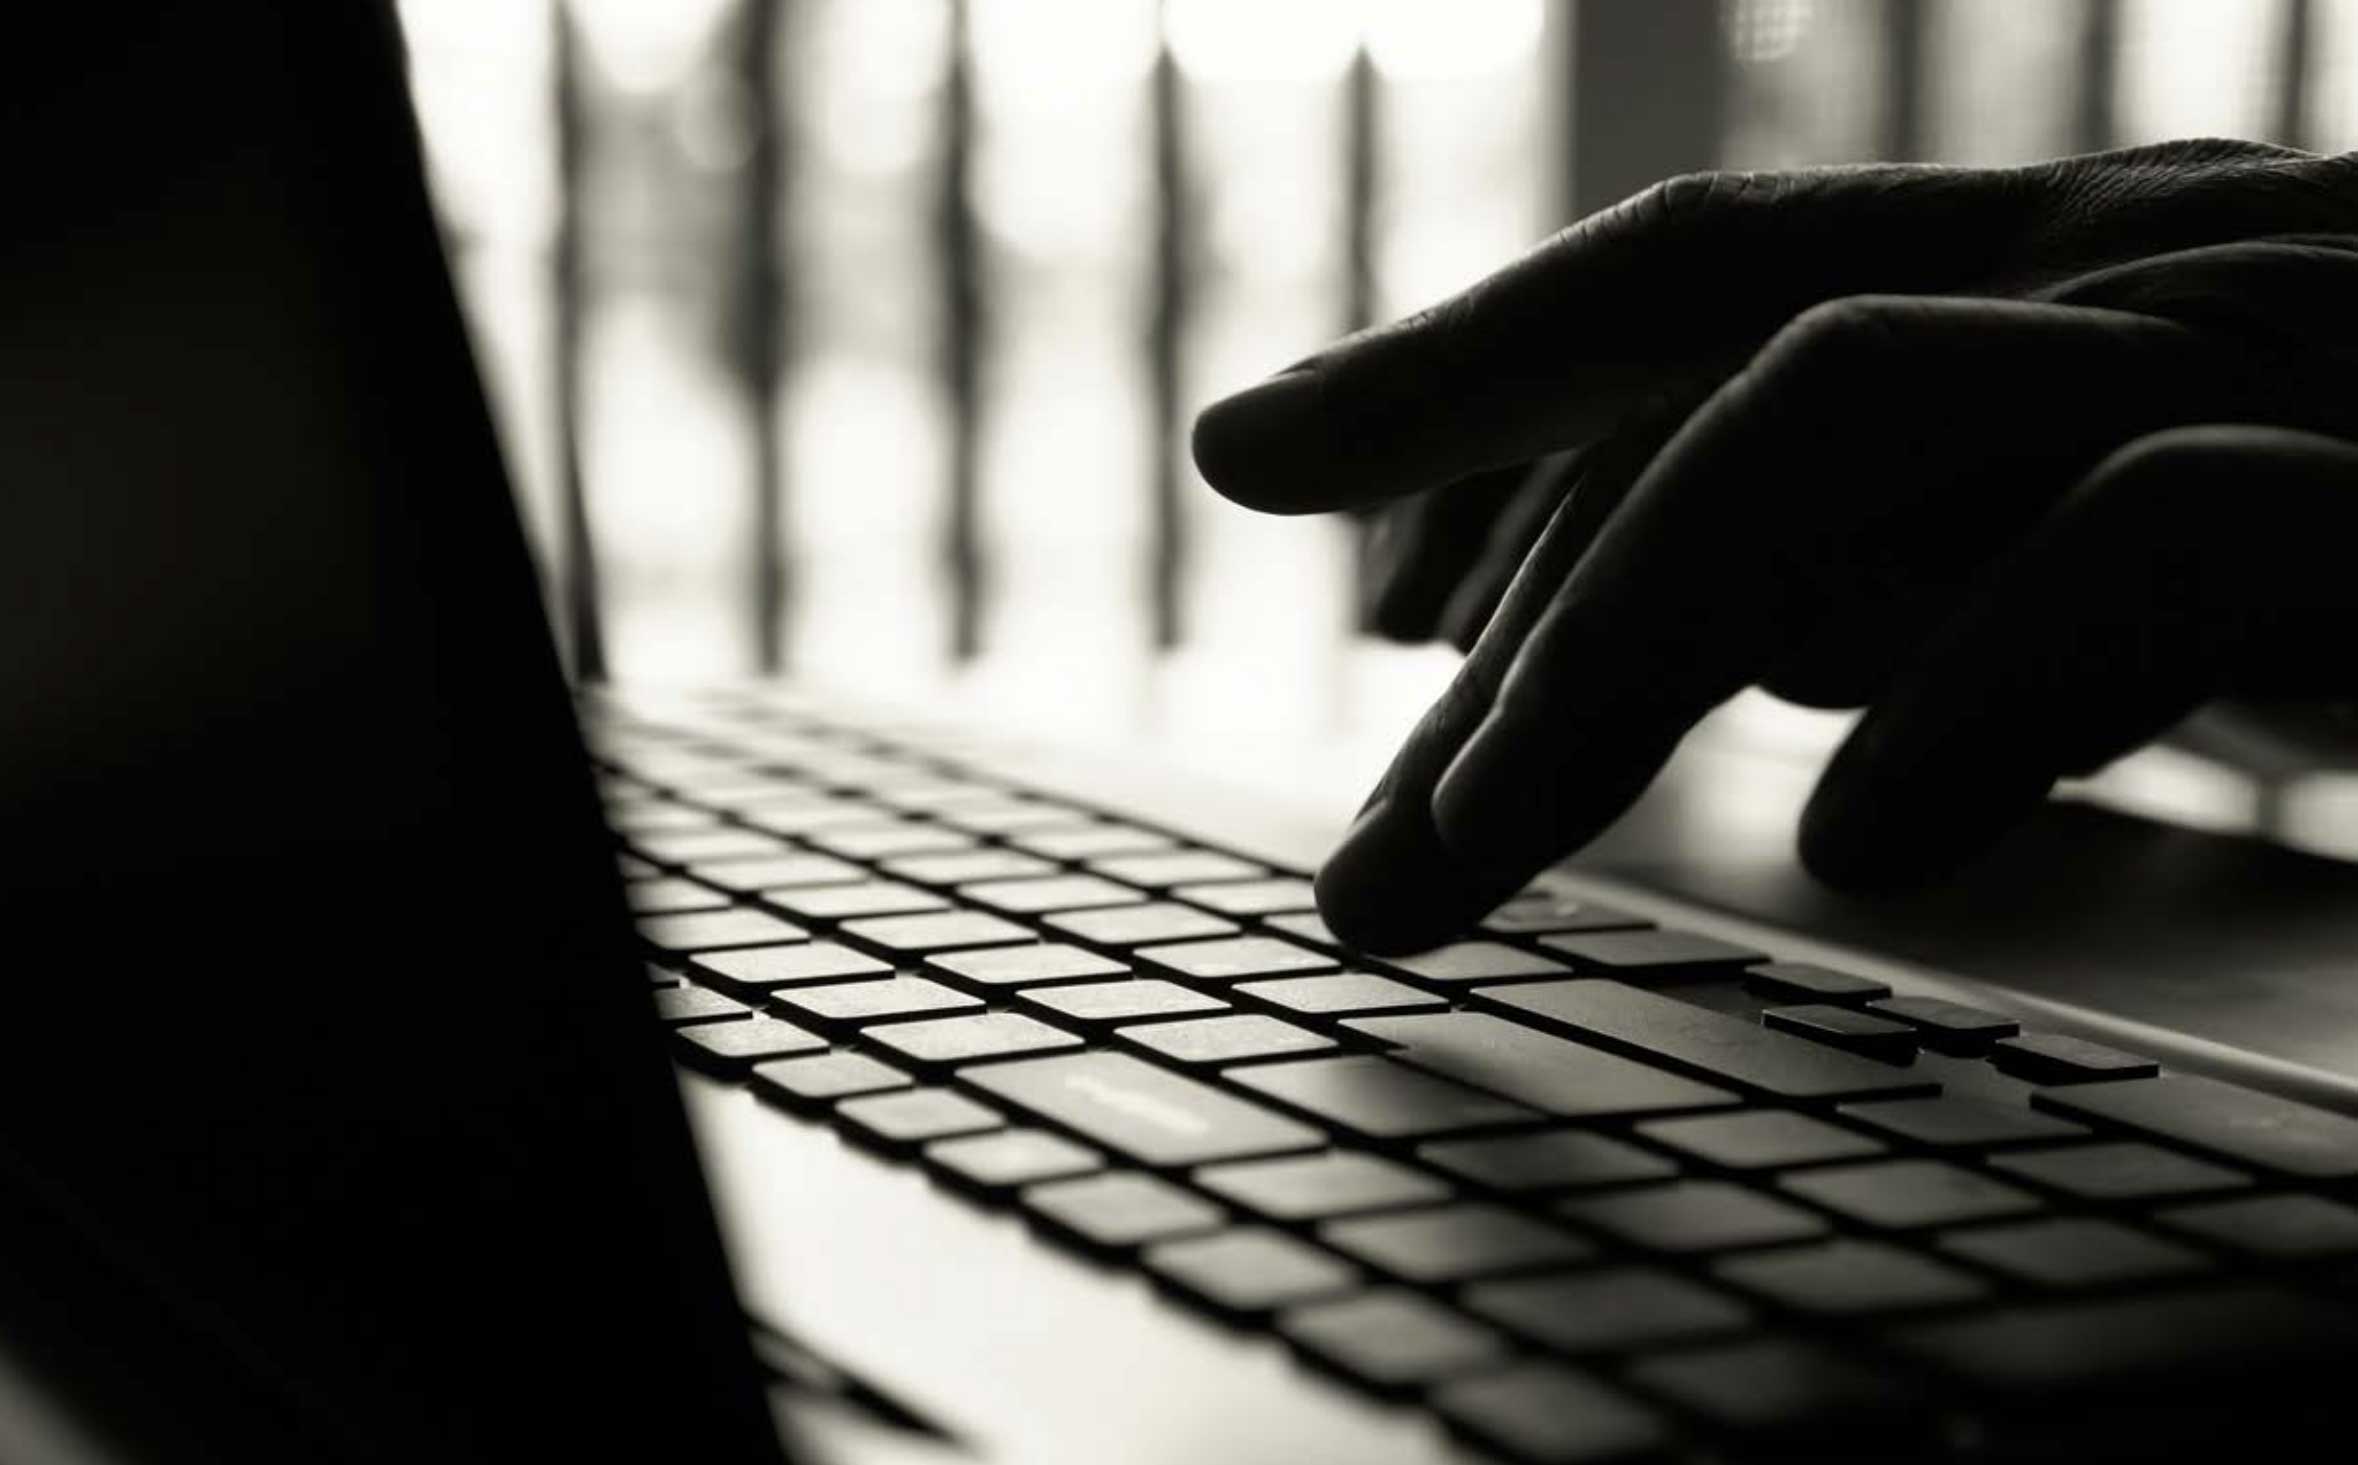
[0, 7, 780, 1461]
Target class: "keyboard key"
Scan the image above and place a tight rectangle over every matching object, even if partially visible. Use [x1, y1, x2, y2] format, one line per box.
[2158, 1195, 2358, 1260]
[1230, 1055, 1538, 1140]
[1421, 1131, 1677, 1193]
[738, 799, 889, 836]
[646, 963, 683, 988]
[1839, 1095, 2087, 1150]
[606, 802, 717, 835]
[637, 909, 807, 953]
[1321, 1203, 1591, 1283]
[634, 828, 792, 865]
[1044, 903, 1237, 948]
[653, 987, 755, 1026]
[625, 878, 733, 915]
[866, 1012, 1084, 1071]
[1088, 850, 1267, 888]
[615, 853, 662, 881]
[922, 1128, 1102, 1193]
[1353, 1011, 1735, 1120]
[869, 779, 1007, 813]
[1937, 1218, 2210, 1287]
[1466, 1268, 1752, 1353]
[805, 821, 976, 860]
[772, 976, 983, 1031]
[1134, 936, 1336, 982]
[1368, 941, 1571, 987]
[881, 848, 1056, 886]
[766, 881, 947, 923]
[1761, 1004, 1919, 1063]
[1990, 1033, 2160, 1084]
[1480, 890, 1652, 937]
[1171, 879, 1318, 916]
[1635, 1110, 1886, 1170]
[1538, 928, 1765, 976]
[2032, 1072, 2358, 1179]
[1022, 1171, 1222, 1251]
[1744, 961, 1892, 1004]
[840, 910, 1032, 955]
[924, 942, 1128, 990]
[834, 1087, 1003, 1148]
[1433, 1362, 1670, 1464]
[692, 941, 892, 993]
[1891, 1286, 2358, 1394]
[1117, 1014, 1335, 1067]
[1018, 979, 1229, 1029]
[1196, 1151, 1450, 1221]
[1473, 982, 1939, 1103]
[686, 852, 863, 892]
[1263, 912, 1343, 952]
[963, 1052, 1321, 1167]
[1715, 1239, 1988, 1315]
[672, 1016, 826, 1071]
[751, 1052, 911, 1109]
[1866, 996, 2020, 1053]
[1011, 824, 1175, 860]
[958, 874, 1145, 915]
[1278, 1291, 1506, 1394]
[1231, 972, 1447, 1020]
[1144, 1228, 1359, 1317]
[1560, 1180, 1829, 1253]
[1779, 1159, 2043, 1229]
[1629, 1339, 1918, 1442]
[1988, 1142, 2250, 1201]
[933, 800, 1091, 836]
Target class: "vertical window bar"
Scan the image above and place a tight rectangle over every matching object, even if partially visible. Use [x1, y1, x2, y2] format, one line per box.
[1571, 1, 1725, 216]
[739, 0, 788, 672]
[939, 0, 983, 663]
[552, 0, 608, 683]
[1883, 0, 1927, 160]
[1342, 38, 1380, 631]
[1148, 26, 1188, 650]
[2075, 0, 2122, 152]
[2277, 0, 2317, 146]
[1342, 44, 1379, 335]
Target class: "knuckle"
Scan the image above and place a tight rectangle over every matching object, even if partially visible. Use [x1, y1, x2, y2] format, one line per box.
[1750, 294, 1911, 384]
[2038, 140, 2358, 252]
[1620, 167, 1784, 236]
[2075, 428, 2241, 516]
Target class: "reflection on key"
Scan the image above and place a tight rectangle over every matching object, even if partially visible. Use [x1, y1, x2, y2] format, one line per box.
[1229, 1055, 1537, 1139]
[964, 1052, 1321, 1167]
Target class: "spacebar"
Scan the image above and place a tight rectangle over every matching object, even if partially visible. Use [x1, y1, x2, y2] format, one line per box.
[1474, 980, 1939, 1102]
[961, 1052, 1323, 1168]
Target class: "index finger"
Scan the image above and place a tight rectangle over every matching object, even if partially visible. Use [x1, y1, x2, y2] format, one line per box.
[1191, 163, 2040, 516]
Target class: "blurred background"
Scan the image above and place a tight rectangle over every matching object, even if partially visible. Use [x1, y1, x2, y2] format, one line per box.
[395, 0, 2358, 832]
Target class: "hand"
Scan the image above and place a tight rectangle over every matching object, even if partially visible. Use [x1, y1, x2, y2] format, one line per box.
[1192, 140, 2358, 953]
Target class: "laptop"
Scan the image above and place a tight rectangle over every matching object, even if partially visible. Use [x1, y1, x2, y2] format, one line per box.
[5, 5, 2356, 1463]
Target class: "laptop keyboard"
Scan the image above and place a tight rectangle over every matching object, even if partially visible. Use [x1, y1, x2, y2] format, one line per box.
[589, 691, 2358, 1462]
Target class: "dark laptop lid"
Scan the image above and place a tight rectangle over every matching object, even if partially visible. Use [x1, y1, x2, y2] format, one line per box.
[0, 6, 782, 1461]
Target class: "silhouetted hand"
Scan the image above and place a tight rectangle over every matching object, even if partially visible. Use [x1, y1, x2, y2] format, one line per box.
[1192, 140, 2358, 953]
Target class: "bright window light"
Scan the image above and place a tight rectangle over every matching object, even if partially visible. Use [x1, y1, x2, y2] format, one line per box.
[567, 0, 737, 96]
[970, 0, 1159, 101]
[1365, 0, 1542, 79]
[1167, 0, 1360, 82]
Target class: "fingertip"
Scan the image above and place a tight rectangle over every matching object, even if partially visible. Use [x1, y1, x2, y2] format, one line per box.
[1190, 368, 1325, 513]
[1797, 749, 2046, 892]
[1315, 798, 1515, 955]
